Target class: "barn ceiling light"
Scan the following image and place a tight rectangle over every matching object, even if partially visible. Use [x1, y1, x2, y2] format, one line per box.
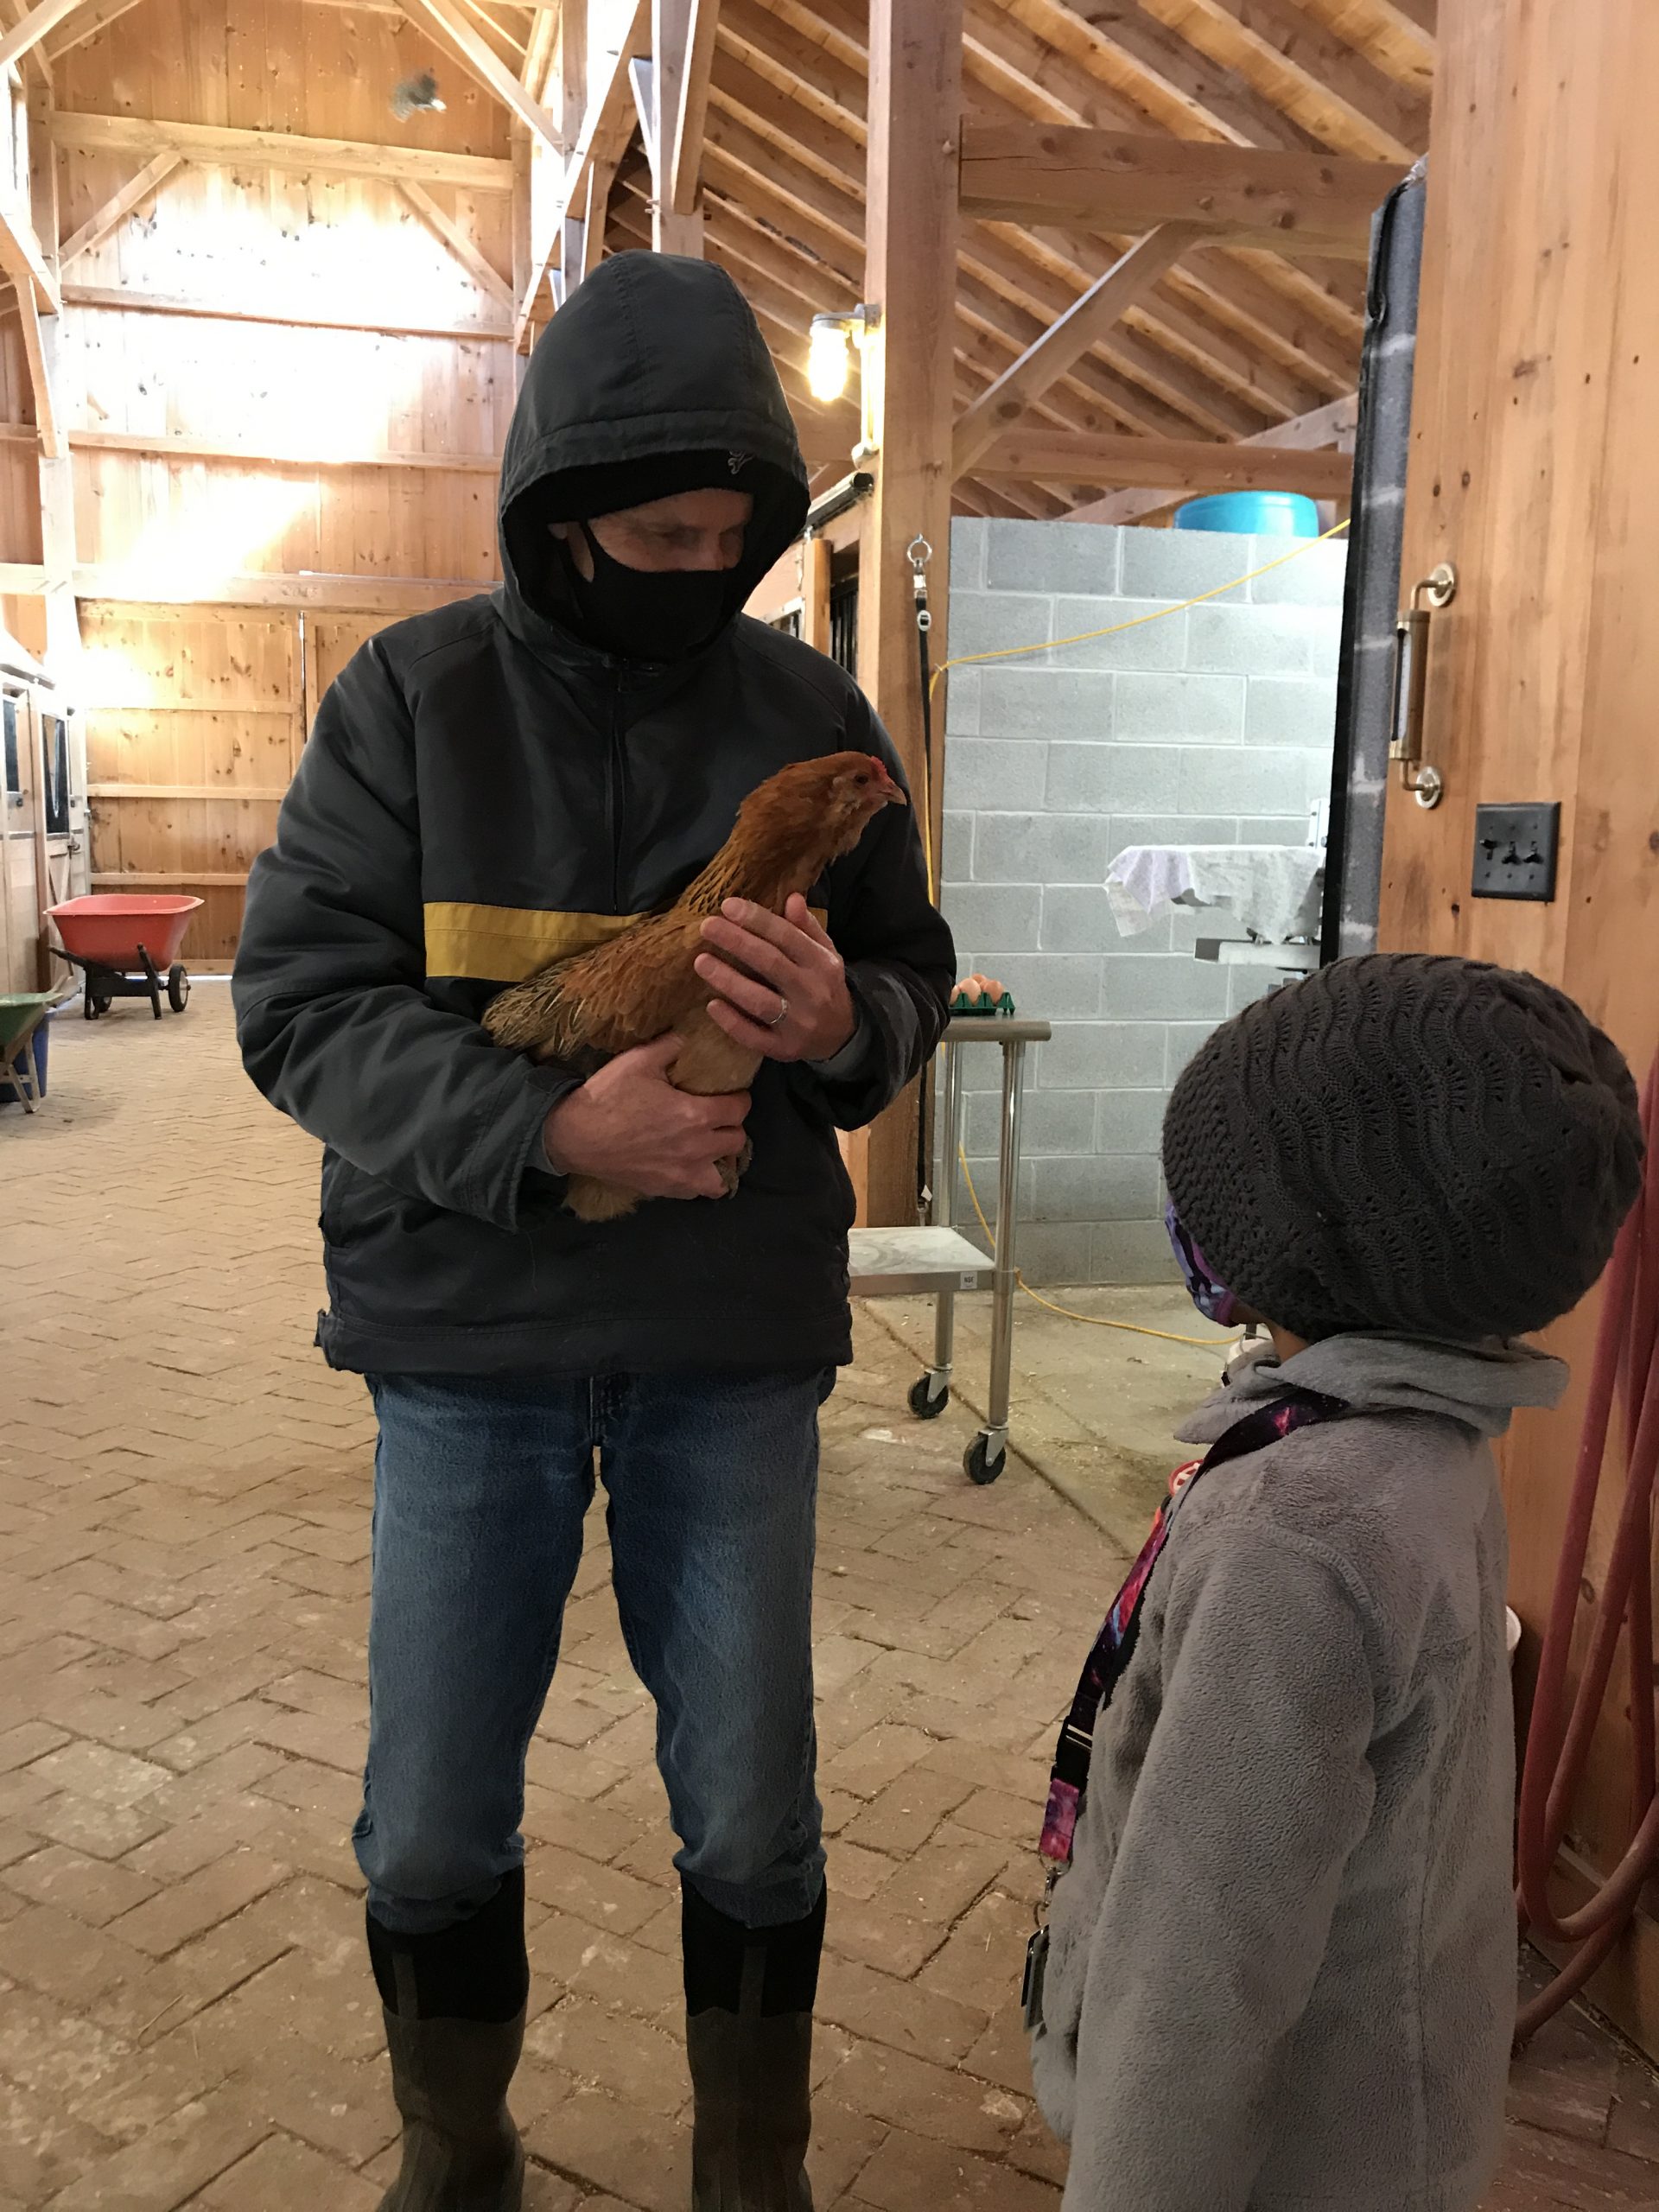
[807, 304, 878, 405]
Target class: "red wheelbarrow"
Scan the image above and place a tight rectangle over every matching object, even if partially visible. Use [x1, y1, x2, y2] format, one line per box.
[48, 894, 204, 1021]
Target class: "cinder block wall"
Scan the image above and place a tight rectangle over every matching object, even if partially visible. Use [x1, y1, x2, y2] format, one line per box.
[939, 517, 1346, 1286]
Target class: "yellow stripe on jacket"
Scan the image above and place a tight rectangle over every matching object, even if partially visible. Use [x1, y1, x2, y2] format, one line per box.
[425, 900, 830, 983]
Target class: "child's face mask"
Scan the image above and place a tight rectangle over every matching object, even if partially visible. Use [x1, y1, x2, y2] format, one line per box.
[1165, 1200, 1241, 1327]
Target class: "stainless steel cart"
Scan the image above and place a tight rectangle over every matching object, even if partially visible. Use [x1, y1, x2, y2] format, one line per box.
[848, 1013, 1051, 1484]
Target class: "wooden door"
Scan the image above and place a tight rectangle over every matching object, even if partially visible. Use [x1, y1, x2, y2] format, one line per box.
[79, 605, 306, 970]
[1378, 0, 1659, 2049]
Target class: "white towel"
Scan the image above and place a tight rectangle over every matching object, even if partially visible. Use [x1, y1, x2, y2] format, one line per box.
[1105, 843, 1324, 943]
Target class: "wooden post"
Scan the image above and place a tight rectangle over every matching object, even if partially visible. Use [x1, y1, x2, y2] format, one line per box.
[652, 0, 705, 255]
[856, 0, 961, 1227]
[29, 80, 77, 679]
[800, 534, 831, 655]
[559, 0, 588, 292]
[511, 130, 532, 389]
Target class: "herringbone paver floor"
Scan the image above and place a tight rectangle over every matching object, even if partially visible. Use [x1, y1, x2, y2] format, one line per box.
[1, 994, 1654, 2210]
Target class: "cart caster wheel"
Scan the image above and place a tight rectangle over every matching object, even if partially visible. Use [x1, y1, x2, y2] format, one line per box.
[964, 1436, 1005, 1486]
[908, 1374, 950, 1421]
[168, 964, 189, 1013]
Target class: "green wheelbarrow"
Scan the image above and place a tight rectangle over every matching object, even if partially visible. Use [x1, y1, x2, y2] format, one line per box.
[0, 993, 55, 1115]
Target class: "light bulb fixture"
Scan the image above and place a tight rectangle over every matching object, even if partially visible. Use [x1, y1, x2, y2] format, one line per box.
[807, 315, 853, 404]
[806, 304, 881, 453]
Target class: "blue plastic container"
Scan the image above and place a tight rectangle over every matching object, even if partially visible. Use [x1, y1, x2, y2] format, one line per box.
[1173, 490, 1319, 537]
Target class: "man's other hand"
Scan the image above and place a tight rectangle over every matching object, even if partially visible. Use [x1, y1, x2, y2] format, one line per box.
[696, 895, 857, 1064]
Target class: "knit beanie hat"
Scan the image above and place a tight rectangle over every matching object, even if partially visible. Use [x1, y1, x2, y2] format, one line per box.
[1162, 953, 1643, 1344]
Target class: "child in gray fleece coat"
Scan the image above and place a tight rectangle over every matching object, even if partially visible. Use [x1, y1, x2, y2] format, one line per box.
[1027, 953, 1643, 2212]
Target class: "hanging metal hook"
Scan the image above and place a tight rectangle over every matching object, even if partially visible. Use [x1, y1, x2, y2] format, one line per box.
[907, 536, 933, 628]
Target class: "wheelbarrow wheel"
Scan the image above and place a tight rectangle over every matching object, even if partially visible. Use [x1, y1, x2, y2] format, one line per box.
[908, 1373, 950, 1421]
[168, 964, 189, 1013]
[964, 1435, 1005, 1486]
[86, 989, 112, 1020]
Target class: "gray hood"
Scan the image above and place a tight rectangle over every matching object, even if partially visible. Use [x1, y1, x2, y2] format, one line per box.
[1179, 1332, 1569, 1446]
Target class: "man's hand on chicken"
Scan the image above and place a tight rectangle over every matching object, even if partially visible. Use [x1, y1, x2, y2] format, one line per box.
[539, 896, 856, 1205]
[540, 1035, 751, 1203]
[694, 894, 858, 1065]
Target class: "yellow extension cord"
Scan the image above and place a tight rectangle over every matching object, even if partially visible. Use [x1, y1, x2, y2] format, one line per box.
[916, 516, 1351, 899]
[911, 524, 1351, 1346]
[955, 1143, 1237, 1350]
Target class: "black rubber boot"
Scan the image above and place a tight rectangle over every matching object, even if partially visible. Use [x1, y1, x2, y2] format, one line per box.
[368, 1868, 529, 2212]
[683, 1879, 826, 2212]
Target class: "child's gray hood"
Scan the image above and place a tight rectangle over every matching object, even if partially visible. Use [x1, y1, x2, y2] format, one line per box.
[1178, 1332, 1568, 1446]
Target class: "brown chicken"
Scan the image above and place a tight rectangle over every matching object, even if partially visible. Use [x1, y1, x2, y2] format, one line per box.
[483, 749, 906, 1221]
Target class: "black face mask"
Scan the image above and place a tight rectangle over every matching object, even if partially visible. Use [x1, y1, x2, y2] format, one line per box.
[552, 522, 734, 663]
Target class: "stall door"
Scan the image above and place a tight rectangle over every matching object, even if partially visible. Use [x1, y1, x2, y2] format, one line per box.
[1378, 0, 1659, 2051]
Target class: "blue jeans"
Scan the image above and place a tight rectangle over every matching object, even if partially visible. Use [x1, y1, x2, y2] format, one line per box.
[355, 1370, 830, 1937]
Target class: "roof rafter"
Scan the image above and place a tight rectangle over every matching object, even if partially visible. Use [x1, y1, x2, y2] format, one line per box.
[1065, 391, 1357, 520]
[1135, 0, 1427, 159]
[958, 124, 1406, 258]
[952, 224, 1202, 476]
[51, 109, 515, 189]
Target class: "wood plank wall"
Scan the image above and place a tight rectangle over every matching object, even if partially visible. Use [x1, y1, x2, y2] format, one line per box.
[1379, 0, 1659, 2053]
[5, 0, 521, 949]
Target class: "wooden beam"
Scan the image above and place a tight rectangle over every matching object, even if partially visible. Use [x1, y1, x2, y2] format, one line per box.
[0, 199, 60, 315]
[548, 0, 587, 296]
[629, 56, 658, 175]
[1065, 393, 1358, 522]
[50, 111, 514, 194]
[974, 427, 1356, 493]
[0, 0, 86, 73]
[92, 871, 251, 887]
[1139, 0, 1427, 163]
[397, 0, 564, 151]
[516, 0, 650, 346]
[857, 0, 962, 1228]
[666, 0, 718, 217]
[68, 428, 502, 471]
[521, 4, 557, 100]
[582, 154, 614, 276]
[41, 0, 145, 57]
[951, 224, 1199, 479]
[88, 784, 291, 801]
[58, 151, 182, 267]
[62, 284, 512, 342]
[3, 562, 491, 616]
[958, 125, 1407, 259]
[396, 181, 514, 311]
[2, 279, 59, 460]
[73, 570, 485, 612]
[650, 0, 703, 251]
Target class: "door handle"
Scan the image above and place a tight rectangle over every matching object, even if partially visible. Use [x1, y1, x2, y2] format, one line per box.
[1389, 561, 1456, 810]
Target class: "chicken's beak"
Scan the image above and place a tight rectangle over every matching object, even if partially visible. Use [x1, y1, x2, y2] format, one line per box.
[872, 760, 906, 806]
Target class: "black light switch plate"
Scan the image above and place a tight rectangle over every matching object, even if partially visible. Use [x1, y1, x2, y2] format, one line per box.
[1471, 803, 1561, 902]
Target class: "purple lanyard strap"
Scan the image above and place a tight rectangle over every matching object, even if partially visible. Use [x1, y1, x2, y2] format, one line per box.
[1039, 1387, 1348, 1866]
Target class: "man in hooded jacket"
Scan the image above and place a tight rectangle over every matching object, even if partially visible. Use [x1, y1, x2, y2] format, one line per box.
[232, 252, 954, 2212]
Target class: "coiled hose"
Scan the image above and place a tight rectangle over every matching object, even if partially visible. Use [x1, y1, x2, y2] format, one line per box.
[1514, 1050, 1659, 2046]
